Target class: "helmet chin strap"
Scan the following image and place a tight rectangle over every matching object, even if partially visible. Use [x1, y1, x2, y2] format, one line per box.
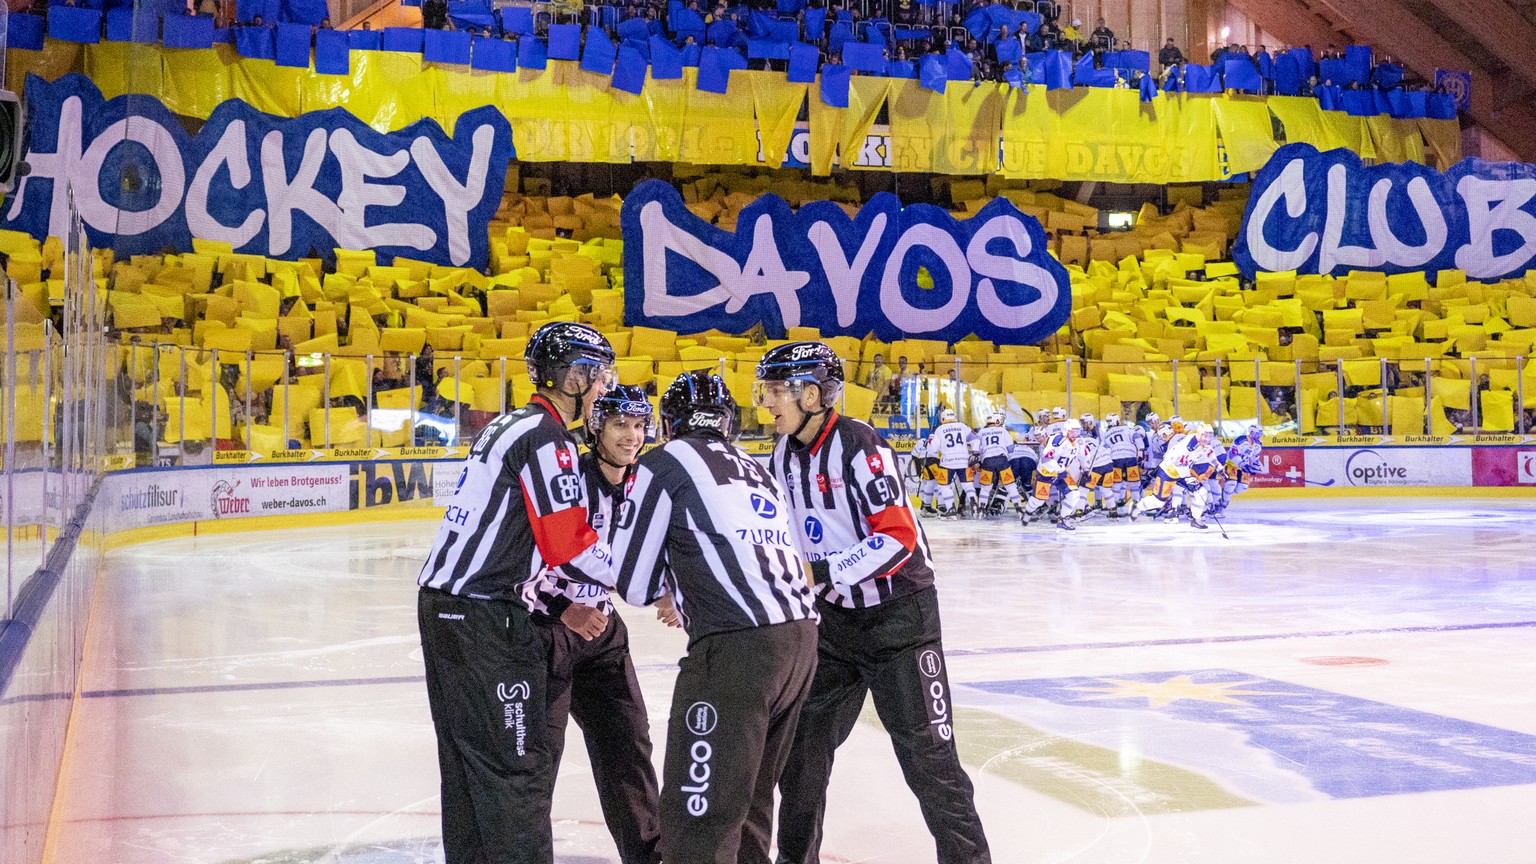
[791, 401, 831, 442]
[595, 438, 632, 471]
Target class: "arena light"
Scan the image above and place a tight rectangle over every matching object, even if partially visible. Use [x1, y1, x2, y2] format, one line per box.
[1107, 211, 1135, 229]
[1220, 25, 1231, 40]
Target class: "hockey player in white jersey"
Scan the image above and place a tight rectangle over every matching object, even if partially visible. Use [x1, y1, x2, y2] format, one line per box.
[1218, 425, 1265, 514]
[1131, 422, 1215, 529]
[1042, 406, 1068, 438]
[911, 434, 939, 515]
[1021, 419, 1090, 530]
[974, 412, 1023, 515]
[1079, 413, 1099, 440]
[931, 409, 975, 518]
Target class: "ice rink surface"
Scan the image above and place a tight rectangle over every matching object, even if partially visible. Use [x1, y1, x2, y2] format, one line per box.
[47, 497, 1536, 864]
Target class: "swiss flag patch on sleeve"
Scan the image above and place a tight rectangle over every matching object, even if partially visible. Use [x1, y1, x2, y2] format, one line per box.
[867, 453, 885, 474]
[555, 448, 574, 469]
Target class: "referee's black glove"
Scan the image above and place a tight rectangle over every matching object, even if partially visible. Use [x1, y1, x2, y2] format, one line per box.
[808, 557, 830, 587]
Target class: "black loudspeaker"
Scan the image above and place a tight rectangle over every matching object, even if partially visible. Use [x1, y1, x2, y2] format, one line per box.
[0, 89, 28, 197]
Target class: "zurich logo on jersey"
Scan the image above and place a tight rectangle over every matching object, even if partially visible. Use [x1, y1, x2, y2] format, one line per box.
[749, 493, 778, 519]
[803, 516, 824, 544]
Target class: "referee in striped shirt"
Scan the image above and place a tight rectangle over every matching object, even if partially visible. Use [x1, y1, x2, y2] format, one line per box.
[526, 385, 667, 864]
[755, 342, 991, 864]
[608, 370, 819, 864]
[417, 321, 618, 864]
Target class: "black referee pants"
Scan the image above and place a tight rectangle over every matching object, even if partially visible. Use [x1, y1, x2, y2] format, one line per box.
[541, 612, 662, 864]
[418, 588, 552, 864]
[660, 619, 818, 864]
[776, 586, 990, 864]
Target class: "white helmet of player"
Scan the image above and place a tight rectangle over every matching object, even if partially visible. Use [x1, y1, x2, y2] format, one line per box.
[1145, 412, 1161, 426]
[1157, 426, 1173, 441]
[940, 408, 957, 423]
[1080, 413, 1096, 428]
[1195, 422, 1214, 440]
[1248, 424, 1263, 440]
[987, 411, 1005, 426]
[1104, 413, 1120, 427]
[1063, 419, 1082, 436]
[1051, 407, 1067, 420]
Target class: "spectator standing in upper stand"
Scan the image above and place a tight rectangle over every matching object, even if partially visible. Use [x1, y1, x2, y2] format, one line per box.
[1255, 43, 1274, 81]
[865, 354, 893, 404]
[1158, 37, 1185, 70]
[1089, 17, 1113, 51]
[422, 0, 448, 29]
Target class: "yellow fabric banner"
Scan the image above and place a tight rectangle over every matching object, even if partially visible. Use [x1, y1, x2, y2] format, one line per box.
[1366, 115, 1427, 165]
[808, 75, 890, 175]
[750, 75, 807, 169]
[3, 39, 1454, 178]
[1211, 95, 1278, 176]
[888, 81, 941, 173]
[1417, 117, 1462, 170]
[1266, 96, 1345, 152]
[1001, 88, 1222, 184]
[936, 80, 1003, 175]
[679, 69, 760, 165]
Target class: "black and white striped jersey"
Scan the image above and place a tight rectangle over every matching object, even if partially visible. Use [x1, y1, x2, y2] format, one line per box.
[608, 434, 818, 641]
[769, 412, 937, 610]
[418, 395, 615, 604]
[528, 451, 624, 620]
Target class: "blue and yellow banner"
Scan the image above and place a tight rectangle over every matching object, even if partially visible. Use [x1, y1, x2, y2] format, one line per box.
[3, 73, 511, 267]
[620, 179, 1071, 344]
[4, 39, 1459, 181]
[1235, 143, 1536, 281]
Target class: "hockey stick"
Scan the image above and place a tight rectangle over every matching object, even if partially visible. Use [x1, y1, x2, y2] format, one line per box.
[1207, 508, 1231, 540]
[1252, 470, 1336, 487]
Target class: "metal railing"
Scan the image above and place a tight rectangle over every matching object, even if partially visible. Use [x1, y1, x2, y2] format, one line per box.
[101, 344, 1535, 467]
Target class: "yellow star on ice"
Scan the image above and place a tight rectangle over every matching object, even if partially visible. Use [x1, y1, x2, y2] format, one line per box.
[1066, 675, 1286, 709]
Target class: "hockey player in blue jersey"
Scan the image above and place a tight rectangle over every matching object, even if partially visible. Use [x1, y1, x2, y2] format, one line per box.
[1217, 425, 1265, 515]
[1139, 413, 1165, 495]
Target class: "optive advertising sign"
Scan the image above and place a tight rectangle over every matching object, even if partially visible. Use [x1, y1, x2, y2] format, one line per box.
[1304, 448, 1472, 487]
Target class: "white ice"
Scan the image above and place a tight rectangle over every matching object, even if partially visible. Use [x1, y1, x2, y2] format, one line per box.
[47, 497, 1536, 863]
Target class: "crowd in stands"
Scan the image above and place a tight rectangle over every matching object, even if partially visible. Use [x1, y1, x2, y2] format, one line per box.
[10, 0, 1460, 117]
[6, 166, 1534, 461]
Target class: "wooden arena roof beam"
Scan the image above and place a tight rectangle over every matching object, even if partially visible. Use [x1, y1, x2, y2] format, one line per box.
[1230, 0, 1536, 160]
[1418, 0, 1536, 95]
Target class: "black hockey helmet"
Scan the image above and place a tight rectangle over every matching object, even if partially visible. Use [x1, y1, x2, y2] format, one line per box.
[752, 341, 844, 408]
[590, 384, 656, 437]
[525, 321, 616, 391]
[660, 370, 738, 440]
